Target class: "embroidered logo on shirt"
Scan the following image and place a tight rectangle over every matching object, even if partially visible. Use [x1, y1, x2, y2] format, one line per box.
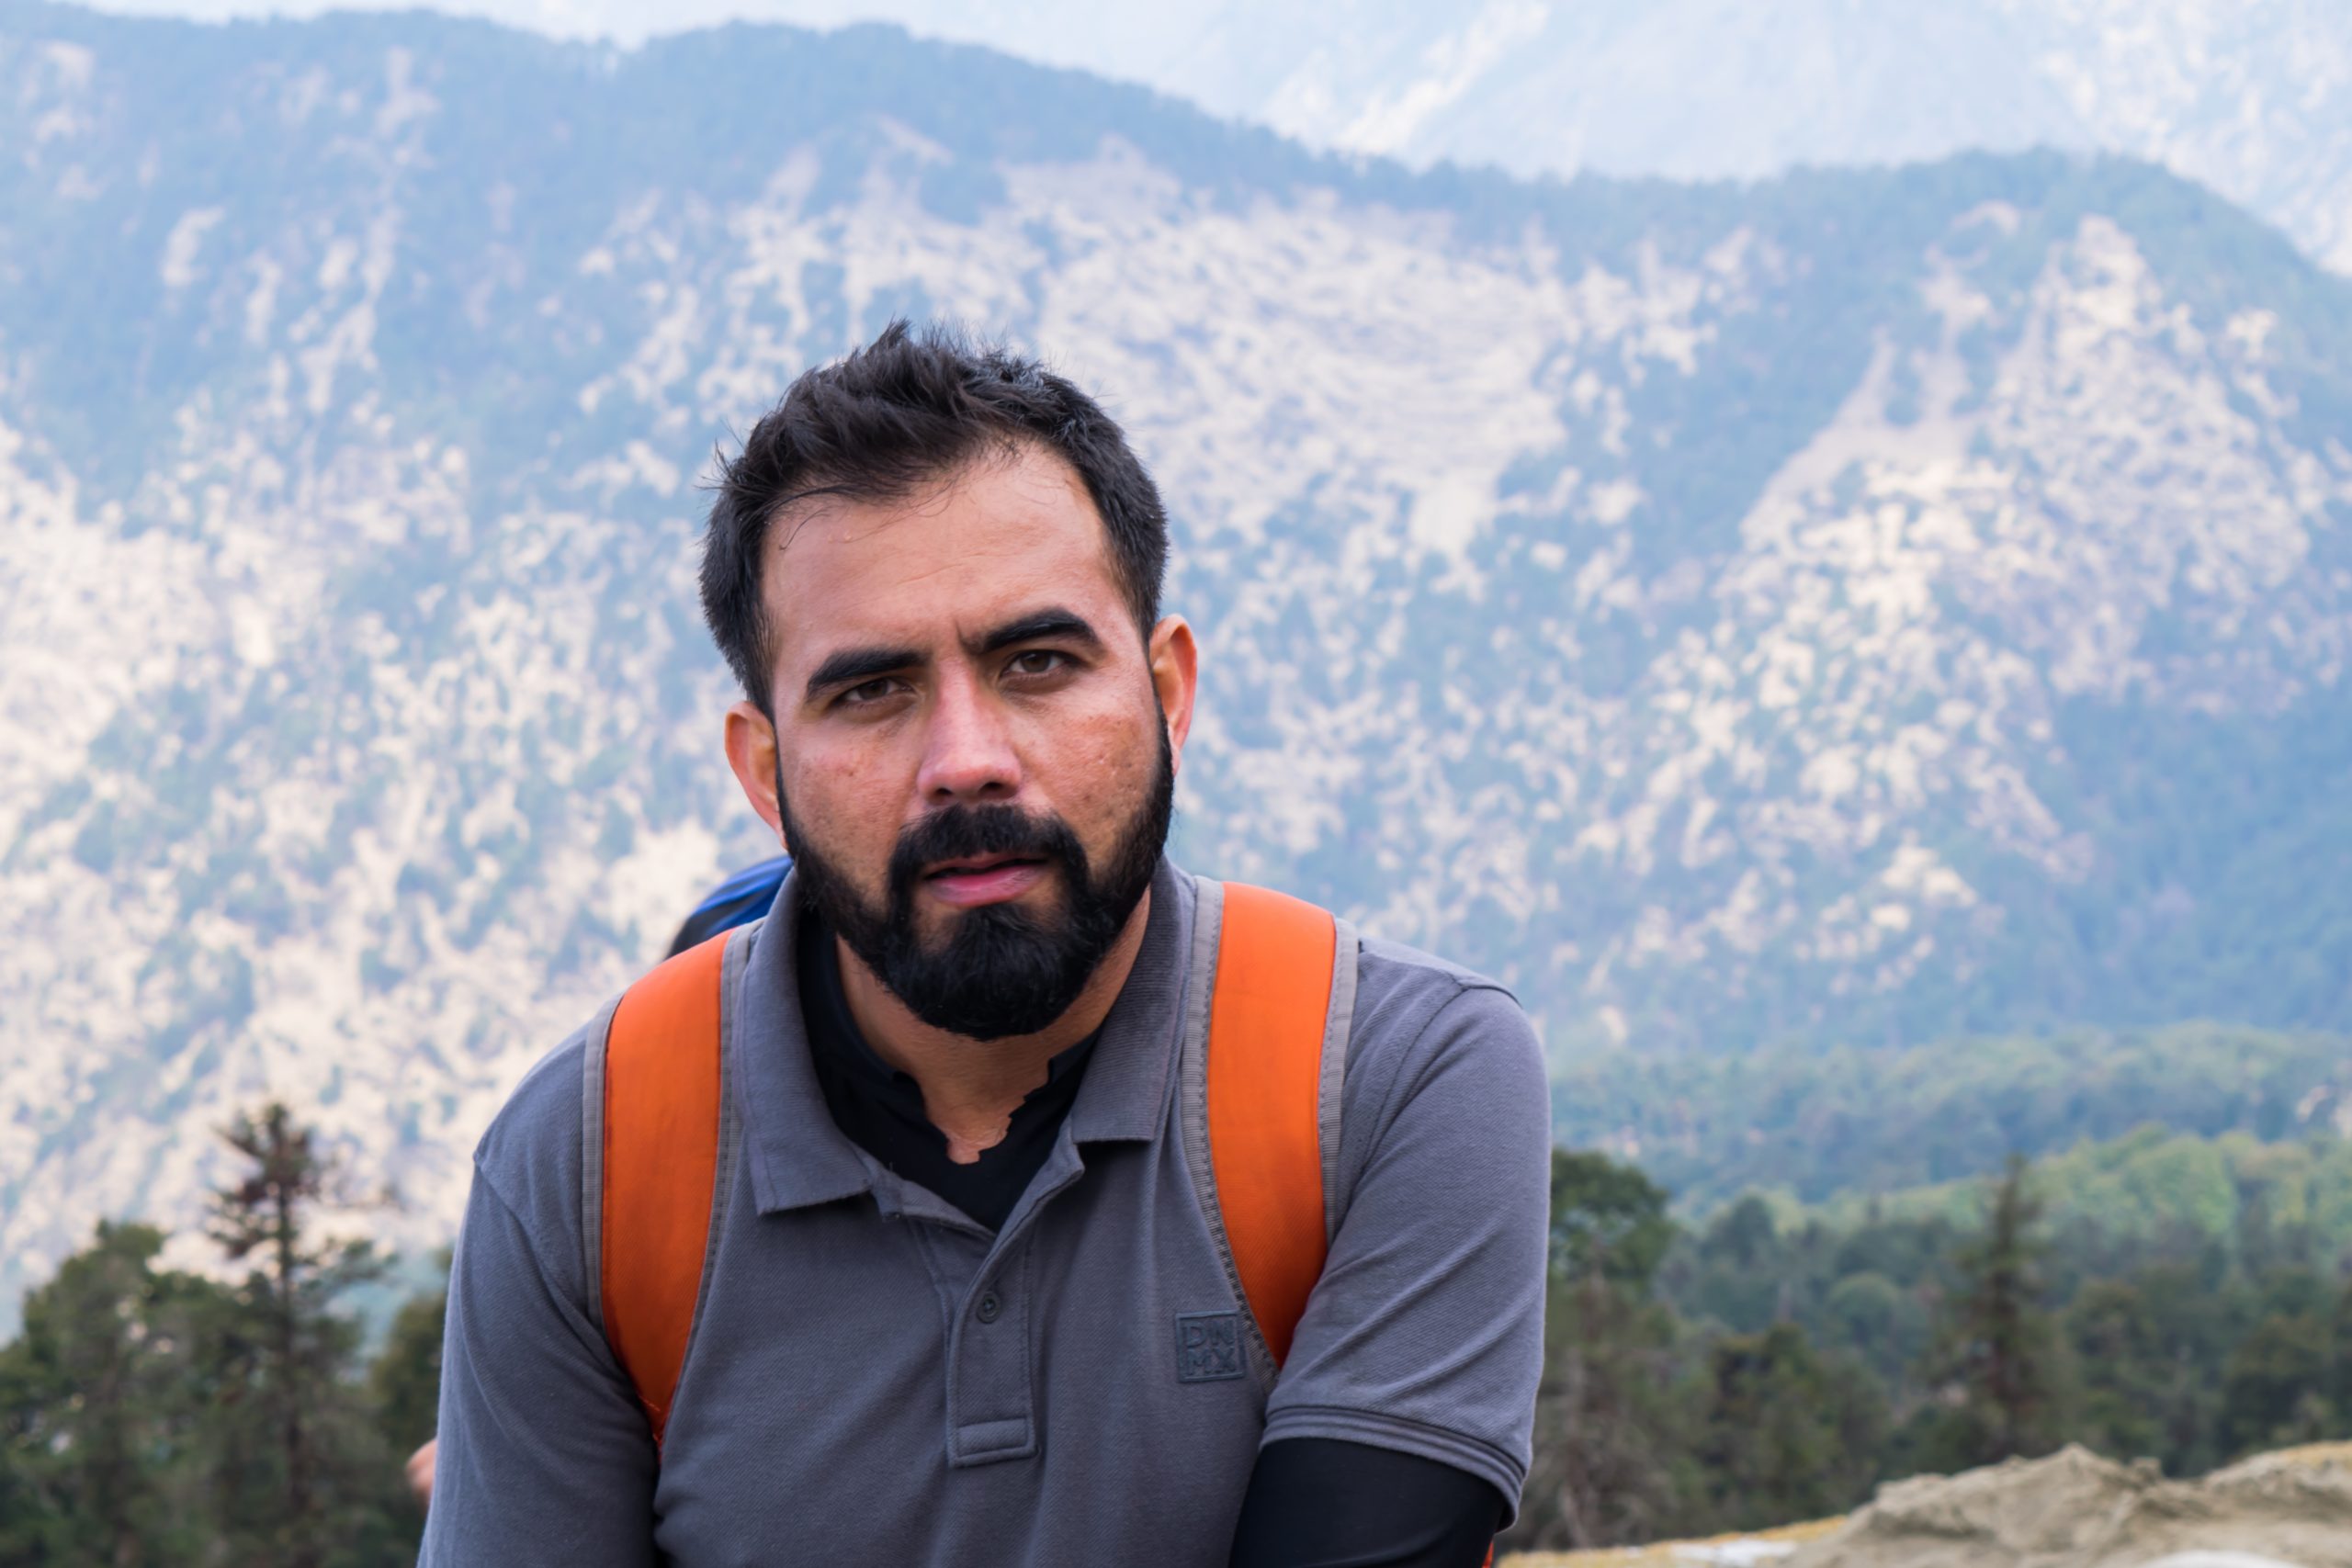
[1174, 1311, 1246, 1382]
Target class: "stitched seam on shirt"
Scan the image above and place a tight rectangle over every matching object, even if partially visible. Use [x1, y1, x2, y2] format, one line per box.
[1261, 1405, 1527, 1524]
[470, 1153, 621, 1371]
[1262, 1403, 1523, 1478]
[1007, 1242, 1036, 1442]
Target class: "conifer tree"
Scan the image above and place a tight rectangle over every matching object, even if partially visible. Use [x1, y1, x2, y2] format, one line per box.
[203, 1101, 400, 1567]
[2066, 1276, 2169, 1462]
[2219, 1308, 2336, 1455]
[1510, 1150, 1691, 1551]
[1690, 1321, 1886, 1531]
[0, 1223, 226, 1565]
[1921, 1153, 2065, 1469]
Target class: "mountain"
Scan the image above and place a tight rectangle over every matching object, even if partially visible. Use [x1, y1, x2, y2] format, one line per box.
[351, 0, 2352, 276]
[1010, 0, 2352, 277]
[2, 1, 2350, 1315]
[1148, 0, 2352, 278]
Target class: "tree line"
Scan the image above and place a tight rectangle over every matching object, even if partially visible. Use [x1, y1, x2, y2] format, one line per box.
[0, 1106, 440, 1566]
[6, 1104, 2350, 1562]
[1550, 1021, 2352, 1213]
[1503, 1146, 2352, 1551]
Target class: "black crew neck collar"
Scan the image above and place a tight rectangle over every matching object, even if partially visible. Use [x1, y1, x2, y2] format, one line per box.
[795, 908, 1101, 1230]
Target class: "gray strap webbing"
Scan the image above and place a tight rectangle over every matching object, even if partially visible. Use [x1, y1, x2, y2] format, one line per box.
[1175, 875, 1354, 1384]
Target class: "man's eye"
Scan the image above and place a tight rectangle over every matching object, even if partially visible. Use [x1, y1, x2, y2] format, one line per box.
[840, 678, 901, 705]
[1008, 650, 1067, 678]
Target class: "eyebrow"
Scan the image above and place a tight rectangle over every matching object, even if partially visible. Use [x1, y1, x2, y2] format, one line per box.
[968, 607, 1104, 657]
[804, 644, 922, 703]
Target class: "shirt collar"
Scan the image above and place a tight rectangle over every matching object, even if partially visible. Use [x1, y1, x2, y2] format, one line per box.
[729, 858, 1194, 1215]
[729, 885, 875, 1216]
[1064, 859, 1191, 1145]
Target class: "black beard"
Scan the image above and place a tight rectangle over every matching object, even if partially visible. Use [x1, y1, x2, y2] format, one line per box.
[778, 727, 1173, 1041]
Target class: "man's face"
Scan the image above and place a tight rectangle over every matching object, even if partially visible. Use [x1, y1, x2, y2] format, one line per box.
[724, 441, 1195, 1039]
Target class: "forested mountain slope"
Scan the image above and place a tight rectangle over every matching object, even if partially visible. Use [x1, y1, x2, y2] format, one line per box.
[1557, 1022, 2352, 1213]
[2, 2, 2349, 1309]
[491, 0, 2352, 276]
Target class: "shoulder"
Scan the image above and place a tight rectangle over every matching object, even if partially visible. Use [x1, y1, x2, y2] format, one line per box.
[469, 1010, 604, 1271]
[1352, 931, 1512, 1010]
[1348, 933, 1542, 1083]
[1334, 931, 1548, 1152]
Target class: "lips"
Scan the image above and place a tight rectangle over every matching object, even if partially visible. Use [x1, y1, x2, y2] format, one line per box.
[920, 853, 1053, 909]
[922, 852, 1039, 880]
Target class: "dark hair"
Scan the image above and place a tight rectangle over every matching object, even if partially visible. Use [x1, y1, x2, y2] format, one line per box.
[701, 321, 1170, 714]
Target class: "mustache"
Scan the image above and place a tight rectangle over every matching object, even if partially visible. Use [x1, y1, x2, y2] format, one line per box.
[886, 804, 1088, 904]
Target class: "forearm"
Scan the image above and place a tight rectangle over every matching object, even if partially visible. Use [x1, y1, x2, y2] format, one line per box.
[1229, 1438, 1502, 1568]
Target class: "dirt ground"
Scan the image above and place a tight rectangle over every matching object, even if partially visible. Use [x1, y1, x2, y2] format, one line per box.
[1506, 1442, 2352, 1568]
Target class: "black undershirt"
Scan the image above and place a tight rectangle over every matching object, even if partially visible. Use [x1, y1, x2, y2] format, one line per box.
[798, 910, 1095, 1231]
[794, 914, 1504, 1567]
[1231, 1442, 1504, 1568]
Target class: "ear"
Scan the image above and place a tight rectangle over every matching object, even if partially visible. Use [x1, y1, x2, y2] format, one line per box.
[723, 700, 789, 847]
[1147, 615, 1198, 772]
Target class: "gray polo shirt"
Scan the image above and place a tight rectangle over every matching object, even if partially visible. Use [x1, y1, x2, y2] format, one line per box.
[421, 861, 1548, 1566]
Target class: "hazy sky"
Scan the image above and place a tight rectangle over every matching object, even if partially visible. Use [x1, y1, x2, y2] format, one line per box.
[82, 0, 1179, 53]
[78, 0, 1268, 127]
[88, 0, 825, 38]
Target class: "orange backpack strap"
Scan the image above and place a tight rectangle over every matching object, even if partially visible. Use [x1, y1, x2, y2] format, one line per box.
[582, 928, 740, 1447]
[1181, 878, 1360, 1371]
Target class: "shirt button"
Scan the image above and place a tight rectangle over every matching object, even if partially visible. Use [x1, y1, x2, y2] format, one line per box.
[975, 1292, 1001, 1324]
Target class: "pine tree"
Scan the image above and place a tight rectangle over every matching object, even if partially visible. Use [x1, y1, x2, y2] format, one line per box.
[1548, 1149, 1677, 1287]
[1509, 1149, 1692, 1551]
[2332, 1273, 2352, 1420]
[2066, 1277, 2171, 1463]
[1689, 1321, 1887, 1532]
[0, 1221, 242, 1564]
[2219, 1308, 2337, 1456]
[1919, 1154, 2065, 1469]
[0, 1109, 425, 1566]
[203, 1101, 402, 1567]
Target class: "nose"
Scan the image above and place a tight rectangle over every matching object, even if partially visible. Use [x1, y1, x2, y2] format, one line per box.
[914, 666, 1022, 805]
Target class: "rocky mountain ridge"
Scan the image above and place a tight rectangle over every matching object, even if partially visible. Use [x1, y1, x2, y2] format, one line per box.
[256, 0, 2352, 276]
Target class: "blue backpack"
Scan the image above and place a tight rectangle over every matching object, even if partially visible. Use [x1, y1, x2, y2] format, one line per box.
[666, 854, 791, 956]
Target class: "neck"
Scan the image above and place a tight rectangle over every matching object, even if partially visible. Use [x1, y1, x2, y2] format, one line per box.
[835, 889, 1151, 1164]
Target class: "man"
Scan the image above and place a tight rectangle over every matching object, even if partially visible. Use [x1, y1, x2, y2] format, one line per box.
[422, 324, 1549, 1565]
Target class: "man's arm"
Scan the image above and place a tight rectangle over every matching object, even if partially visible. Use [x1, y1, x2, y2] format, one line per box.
[420, 1158, 659, 1565]
[1229, 1438, 1503, 1567]
[1250, 974, 1551, 1551]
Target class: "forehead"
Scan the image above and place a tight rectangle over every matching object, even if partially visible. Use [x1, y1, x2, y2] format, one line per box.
[762, 444, 1124, 672]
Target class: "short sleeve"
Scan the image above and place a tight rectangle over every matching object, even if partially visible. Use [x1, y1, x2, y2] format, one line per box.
[420, 1043, 661, 1566]
[1260, 979, 1550, 1521]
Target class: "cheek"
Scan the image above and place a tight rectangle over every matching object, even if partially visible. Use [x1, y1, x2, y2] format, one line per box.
[784, 740, 906, 869]
[1033, 702, 1159, 841]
